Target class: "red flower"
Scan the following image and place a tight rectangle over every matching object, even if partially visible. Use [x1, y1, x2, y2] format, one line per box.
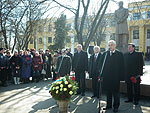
[1, 67, 4, 69]
[62, 95, 65, 99]
[56, 76, 62, 80]
[39, 62, 43, 64]
[25, 57, 29, 61]
[130, 77, 137, 83]
[71, 76, 76, 81]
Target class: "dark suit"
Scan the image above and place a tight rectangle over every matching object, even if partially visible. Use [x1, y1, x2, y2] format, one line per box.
[0, 53, 9, 86]
[72, 50, 88, 95]
[89, 53, 101, 97]
[56, 55, 71, 77]
[100, 50, 124, 109]
[45, 53, 52, 78]
[124, 51, 143, 102]
[66, 52, 72, 60]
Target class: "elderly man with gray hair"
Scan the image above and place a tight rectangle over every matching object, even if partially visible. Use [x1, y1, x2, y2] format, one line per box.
[89, 46, 102, 98]
[99, 40, 124, 112]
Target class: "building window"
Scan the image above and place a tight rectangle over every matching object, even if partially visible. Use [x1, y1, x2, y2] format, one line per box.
[48, 37, 52, 43]
[133, 30, 139, 39]
[39, 38, 42, 44]
[38, 26, 43, 32]
[133, 13, 140, 20]
[142, 11, 146, 19]
[135, 46, 139, 51]
[147, 29, 150, 39]
[30, 38, 33, 44]
[100, 48, 105, 52]
[147, 46, 150, 53]
[48, 24, 51, 32]
[147, 11, 150, 19]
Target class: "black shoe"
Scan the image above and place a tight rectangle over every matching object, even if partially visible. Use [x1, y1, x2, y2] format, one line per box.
[91, 95, 96, 98]
[124, 100, 133, 103]
[134, 101, 139, 105]
[113, 108, 118, 112]
[103, 106, 112, 110]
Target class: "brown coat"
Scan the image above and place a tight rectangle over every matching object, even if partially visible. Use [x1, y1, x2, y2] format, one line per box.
[114, 8, 129, 35]
[52, 55, 58, 66]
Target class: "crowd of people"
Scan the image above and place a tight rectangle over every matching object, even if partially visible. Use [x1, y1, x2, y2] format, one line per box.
[0, 40, 144, 113]
[0, 48, 72, 86]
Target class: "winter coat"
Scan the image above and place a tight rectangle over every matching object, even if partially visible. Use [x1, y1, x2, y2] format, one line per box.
[100, 50, 124, 92]
[10, 55, 22, 77]
[32, 55, 42, 71]
[21, 55, 32, 78]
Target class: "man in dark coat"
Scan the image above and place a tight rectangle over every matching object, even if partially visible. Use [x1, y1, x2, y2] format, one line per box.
[10, 51, 22, 84]
[56, 49, 71, 77]
[124, 43, 143, 105]
[89, 46, 101, 98]
[72, 44, 88, 96]
[100, 40, 124, 112]
[45, 49, 52, 78]
[6, 50, 12, 85]
[66, 48, 72, 59]
[0, 48, 9, 87]
[39, 49, 46, 79]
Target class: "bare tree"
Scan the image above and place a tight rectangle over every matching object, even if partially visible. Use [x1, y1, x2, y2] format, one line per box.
[0, 0, 56, 52]
[52, 0, 110, 50]
[0, 0, 21, 49]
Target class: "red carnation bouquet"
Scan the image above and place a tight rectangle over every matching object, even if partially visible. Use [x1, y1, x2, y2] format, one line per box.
[130, 76, 142, 84]
[130, 77, 137, 83]
[71, 76, 75, 81]
[24, 57, 30, 67]
[25, 57, 29, 61]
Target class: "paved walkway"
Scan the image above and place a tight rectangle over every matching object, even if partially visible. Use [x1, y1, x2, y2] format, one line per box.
[0, 79, 150, 113]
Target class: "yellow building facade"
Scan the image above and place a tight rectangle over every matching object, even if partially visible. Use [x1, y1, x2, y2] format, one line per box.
[28, 18, 56, 51]
[28, 1, 150, 54]
[128, 0, 150, 53]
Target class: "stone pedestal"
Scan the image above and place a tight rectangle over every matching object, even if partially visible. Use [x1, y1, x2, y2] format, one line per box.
[116, 34, 129, 54]
[57, 100, 68, 113]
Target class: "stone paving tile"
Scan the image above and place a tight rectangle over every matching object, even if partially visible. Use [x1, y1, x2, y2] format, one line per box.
[0, 79, 150, 113]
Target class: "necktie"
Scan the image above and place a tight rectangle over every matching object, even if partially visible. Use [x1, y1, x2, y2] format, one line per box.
[94, 55, 96, 62]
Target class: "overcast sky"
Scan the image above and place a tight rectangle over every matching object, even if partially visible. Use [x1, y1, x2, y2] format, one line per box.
[43, 0, 144, 19]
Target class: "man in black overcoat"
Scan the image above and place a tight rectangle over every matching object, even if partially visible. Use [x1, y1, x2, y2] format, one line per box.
[100, 40, 124, 112]
[66, 48, 72, 60]
[124, 43, 143, 105]
[72, 44, 88, 96]
[56, 49, 71, 77]
[45, 49, 52, 78]
[89, 46, 101, 98]
[0, 48, 9, 87]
